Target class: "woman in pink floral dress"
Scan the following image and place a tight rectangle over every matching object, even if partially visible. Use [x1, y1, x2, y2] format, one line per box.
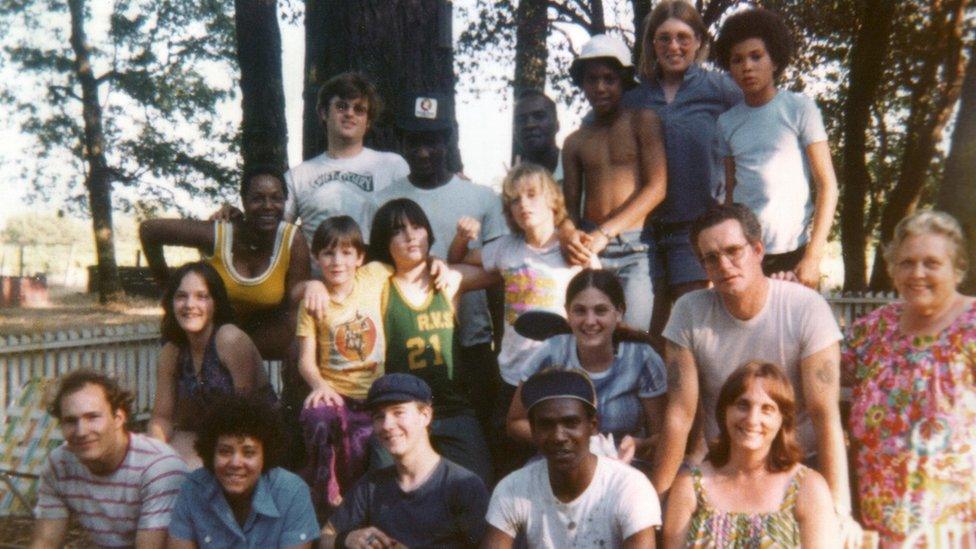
[843, 210, 976, 546]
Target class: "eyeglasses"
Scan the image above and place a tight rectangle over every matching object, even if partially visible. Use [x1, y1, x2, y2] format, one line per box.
[654, 33, 696, 47]
[700, 243, 749, 268]
[333, 100, 368, 116]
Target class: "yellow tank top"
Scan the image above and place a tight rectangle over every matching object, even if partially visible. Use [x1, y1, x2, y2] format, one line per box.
[206, 220, 298, 315]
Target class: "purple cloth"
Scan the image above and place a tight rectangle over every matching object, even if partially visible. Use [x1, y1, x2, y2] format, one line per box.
[299, 396, 373, 513]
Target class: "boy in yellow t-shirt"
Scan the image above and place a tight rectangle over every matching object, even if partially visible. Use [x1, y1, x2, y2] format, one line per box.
[296, 215, 390, 514]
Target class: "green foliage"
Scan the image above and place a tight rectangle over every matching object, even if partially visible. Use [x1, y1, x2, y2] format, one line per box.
[0, 0, 241, 217]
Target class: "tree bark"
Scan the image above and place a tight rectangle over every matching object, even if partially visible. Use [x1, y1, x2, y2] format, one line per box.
[631, 0, 651, 68]
[868, 0, 969, 289]
[589, 0, 605, 34]
[68, 0, 122, 303]
[935, 39, 976, 293]
[512, 0, 549, 162]
[302, 0, 460, 170]
[838, 0, 896, 291]
[235, 0, 288, 172]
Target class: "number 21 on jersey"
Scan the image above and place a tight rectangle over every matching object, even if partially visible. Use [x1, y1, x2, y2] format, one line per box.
[405, 334, 444, 370]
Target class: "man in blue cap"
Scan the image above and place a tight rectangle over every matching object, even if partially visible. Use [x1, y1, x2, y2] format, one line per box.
[321, 373, 488, 549]
[483, 367, 660, 548]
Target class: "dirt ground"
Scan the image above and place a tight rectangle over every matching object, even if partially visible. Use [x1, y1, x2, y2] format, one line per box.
[0, 289, 162, 336]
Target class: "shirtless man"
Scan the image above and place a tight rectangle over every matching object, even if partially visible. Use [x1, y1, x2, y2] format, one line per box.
[561, 34, 667, 330]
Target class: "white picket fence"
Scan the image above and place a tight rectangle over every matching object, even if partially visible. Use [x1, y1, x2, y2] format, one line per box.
[0, 292, 897, 416]
[0, 323, 282, 421]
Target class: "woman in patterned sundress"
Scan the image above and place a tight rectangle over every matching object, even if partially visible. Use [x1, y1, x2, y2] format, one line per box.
[842, 210, 976, 547]
[663, 361, 838, 548]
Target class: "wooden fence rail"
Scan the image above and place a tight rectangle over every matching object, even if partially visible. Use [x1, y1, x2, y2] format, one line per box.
[0, 292, 897, 417]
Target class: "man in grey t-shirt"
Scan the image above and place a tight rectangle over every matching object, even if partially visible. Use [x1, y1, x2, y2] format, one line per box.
[652, 204, 856, 535]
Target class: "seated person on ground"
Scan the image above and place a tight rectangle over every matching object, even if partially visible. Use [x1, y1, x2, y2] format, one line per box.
[148, 261, 276, 469]
[168, 394, 320, 549]
[30, 369, 187, 549]
[483, 367, 661, 549]
[321, 374, 489, 549]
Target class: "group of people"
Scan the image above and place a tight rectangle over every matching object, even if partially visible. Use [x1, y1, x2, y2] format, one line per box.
[29, 2, 975, 548]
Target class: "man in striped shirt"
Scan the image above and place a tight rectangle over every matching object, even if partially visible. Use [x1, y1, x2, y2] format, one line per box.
[30, 369, 188, 549]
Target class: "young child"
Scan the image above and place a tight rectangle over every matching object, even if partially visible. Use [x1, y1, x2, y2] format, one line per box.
[714, 8, 838, 288]
[368, 198, 493, 485]
[449, 163, 594, 474]
[296, 215, 390, 514]
[561, 34, 668, 332]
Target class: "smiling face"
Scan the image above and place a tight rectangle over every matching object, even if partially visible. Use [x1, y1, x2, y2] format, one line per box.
[371, 401, 431, 458]
[724, 377, 783, 454]
[242, 174, 286, 234]
[891, 232, 961, 314]
[567, 286, 622, 352]
[59, 384, 128, 471]
[388, 219, 430, 271]
[213, 435, 264, 500]
[530, 398, 596, 474]
[320, 95, 370, 144]
[316, 244, 364, 290]
[653, 17, 701, 79]
[173, 271, 215, 337]
[696, 219, 765, 297]
[581, 60, 624, 116]
[728, 37, 777, 102]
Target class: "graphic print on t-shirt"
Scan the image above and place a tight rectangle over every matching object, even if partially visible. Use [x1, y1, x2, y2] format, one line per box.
[502, 266, 559, 325]
[334, 311, 378, 363]
[312, 170, 376, 192]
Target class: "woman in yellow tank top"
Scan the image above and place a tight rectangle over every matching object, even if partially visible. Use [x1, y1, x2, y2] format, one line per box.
[140, 164, 311, 359]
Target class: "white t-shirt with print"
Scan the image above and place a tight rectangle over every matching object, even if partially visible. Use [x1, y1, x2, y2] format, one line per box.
[284, 148, 409, 243]
[481, 234, 583, 385]
[375, 175, 507, 347]
[487, 456, 660, 547]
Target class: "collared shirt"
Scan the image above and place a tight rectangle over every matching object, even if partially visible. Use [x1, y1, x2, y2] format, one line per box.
[169, 467, 319, 548]
[623, 65, 742, 223]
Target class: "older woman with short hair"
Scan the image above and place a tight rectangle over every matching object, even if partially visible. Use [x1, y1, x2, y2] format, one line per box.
[843, 210, 976, 545]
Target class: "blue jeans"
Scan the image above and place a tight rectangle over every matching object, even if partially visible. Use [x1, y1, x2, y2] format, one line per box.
[597, 228, 654, 331]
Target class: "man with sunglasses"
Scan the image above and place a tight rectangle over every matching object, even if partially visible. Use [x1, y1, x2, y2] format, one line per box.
[651, 204, 855, 531]
[284, 72, 409, 247]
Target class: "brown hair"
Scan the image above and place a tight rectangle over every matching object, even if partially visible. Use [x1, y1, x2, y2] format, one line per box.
[49, 368, 134, 424]
[316, 72, 382, 123]
[501, 163, 568, 236]
[706, 361, 803, 472]
[638, 0, 709, 82]
[689, 203, 763, 256]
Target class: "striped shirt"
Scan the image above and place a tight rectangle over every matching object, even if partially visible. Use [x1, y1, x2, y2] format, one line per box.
[35, 433, 188, 548]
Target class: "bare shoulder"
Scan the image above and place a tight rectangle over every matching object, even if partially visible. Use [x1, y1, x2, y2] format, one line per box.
[634, 107, 662, 128]
[795, 465, 832, 514]
[158, 342, 180, 368]
[563, 128, 584, 152]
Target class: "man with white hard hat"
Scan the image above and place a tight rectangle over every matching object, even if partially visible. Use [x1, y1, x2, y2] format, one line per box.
[559, 34, 668, 332]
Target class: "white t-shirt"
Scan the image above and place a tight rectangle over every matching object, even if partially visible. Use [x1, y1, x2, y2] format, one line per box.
[487, 456, 660, 546]
[662, 279, 841, 453]
[375, 175, 507, 347]
[481, 234, 583, 385]
[716, 91, 828, 254]
[284, 148, 409, 243]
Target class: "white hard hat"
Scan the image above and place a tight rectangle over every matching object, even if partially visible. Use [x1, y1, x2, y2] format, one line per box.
[569, 34, 635, 85]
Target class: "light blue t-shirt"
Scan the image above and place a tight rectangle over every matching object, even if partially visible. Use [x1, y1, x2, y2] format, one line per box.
[521, 334, 667, 438]
[169, 467, 320, 548]
[716, 91, 828, 254]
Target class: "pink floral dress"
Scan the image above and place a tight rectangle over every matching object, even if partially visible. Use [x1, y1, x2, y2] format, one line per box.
[843, 301, 976, 544]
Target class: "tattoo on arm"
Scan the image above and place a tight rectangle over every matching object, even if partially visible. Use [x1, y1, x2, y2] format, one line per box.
[815, 359, 836, 385]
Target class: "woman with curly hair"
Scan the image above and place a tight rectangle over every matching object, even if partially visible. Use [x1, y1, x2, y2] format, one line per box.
[168, 394, 319, 547]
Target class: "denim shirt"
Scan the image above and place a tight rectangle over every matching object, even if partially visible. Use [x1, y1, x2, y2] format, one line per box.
[169, 467, 319, 548]
[623, 65, 742, 224]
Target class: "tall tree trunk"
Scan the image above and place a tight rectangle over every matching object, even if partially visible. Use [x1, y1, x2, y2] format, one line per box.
[700, 0, 735, 28]
[512, 0, 549, 162]
[302, 0, 460, 170]
[235, 0, 288, 172]
[839, 0, 896, 291]
[68, 0, 122, 303]
[935, 39, 976, 293]
[631, 0, 651, 69]
[868, 0, 969, 289]
[590, 0, 606, 34]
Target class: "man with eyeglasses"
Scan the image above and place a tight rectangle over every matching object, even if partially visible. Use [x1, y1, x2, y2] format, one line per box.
[651, 204, 855, 530]
[284, 72, 409, 248]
